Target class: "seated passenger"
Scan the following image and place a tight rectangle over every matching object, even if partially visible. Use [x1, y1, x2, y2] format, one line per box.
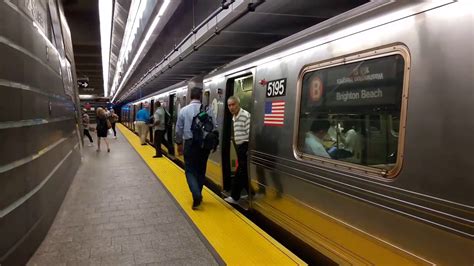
[305, 119, 331, 158]
[342, 122, 363, 163]
[327, 120, 345, 147]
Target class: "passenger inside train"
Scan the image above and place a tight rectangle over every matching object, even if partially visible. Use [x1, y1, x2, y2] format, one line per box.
[304, 118, 331, 158]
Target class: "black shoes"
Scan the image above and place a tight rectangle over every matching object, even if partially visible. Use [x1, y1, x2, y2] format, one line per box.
[141, 143, 147, 146]
[192, 196, 203, 210]
[153, 155, 163, 158]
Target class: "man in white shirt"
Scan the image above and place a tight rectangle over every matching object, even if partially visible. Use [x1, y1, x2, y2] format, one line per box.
[305, 119, 331, 158]
[225, 96, 251, 204]
[153, 101, 166, 158]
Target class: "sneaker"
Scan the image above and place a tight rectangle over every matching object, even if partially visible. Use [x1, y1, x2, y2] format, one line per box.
[114, 136, 117, 139]
[224, 196, 239, 204]
[87, 143, 93, 147]
[241, 194, 249, 199]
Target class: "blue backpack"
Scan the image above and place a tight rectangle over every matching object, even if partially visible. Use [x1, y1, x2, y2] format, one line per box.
[191, 105, 219, 151]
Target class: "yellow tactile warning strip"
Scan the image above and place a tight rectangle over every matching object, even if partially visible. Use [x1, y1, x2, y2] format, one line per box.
[118, 124, 306, 265]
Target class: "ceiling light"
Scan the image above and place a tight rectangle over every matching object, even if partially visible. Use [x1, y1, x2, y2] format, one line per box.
[112, 0, 171, 102]
[99, 0, 113, 97]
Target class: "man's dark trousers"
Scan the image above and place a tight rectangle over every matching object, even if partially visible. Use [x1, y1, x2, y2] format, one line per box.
[183, 140, 210, 203]
[154, 129, 165, 156]
[231, 142, 249, 201]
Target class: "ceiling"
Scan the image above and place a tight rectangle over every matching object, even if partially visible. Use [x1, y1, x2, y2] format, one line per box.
[115, 0, 368, 103]
[62, 0, 369, 101]
[63, 0, 103, 96]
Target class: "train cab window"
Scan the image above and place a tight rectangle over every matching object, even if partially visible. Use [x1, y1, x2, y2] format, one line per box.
[296, 52, 408, 177]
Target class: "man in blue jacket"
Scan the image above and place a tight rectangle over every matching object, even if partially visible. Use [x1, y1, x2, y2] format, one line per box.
[136, 102, 150, 145]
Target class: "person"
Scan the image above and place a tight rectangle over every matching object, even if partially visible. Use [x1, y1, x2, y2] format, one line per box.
[82, 111, 94, 147]
[304, 119, 331, 158]
[224, 96, 251, 204]
[135, 102, 150, 145]
[153, 101, 166, 158]
[109, 109, 119, 139]
[176, 87, 213, 209]
[341, 121, 363, 163]
[96, 107, 110, 152]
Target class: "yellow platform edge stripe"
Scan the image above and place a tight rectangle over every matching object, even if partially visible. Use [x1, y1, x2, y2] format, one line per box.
[118, 124, 306, 266]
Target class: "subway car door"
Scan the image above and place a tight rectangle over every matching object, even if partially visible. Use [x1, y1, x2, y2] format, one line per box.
[166, 94, 176, 156]
[149, 99, 154, 143]
[222, 74, 254, 207]
[132, 105, 137, 132]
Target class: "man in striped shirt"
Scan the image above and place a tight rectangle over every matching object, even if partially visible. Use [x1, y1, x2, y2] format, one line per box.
[225, 96, 251, 204]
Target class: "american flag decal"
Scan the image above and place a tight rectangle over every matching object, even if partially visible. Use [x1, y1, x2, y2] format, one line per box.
[264, 100, 285, 126]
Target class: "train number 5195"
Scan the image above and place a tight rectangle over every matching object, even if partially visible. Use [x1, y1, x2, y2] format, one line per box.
[266, 78, 287, 98]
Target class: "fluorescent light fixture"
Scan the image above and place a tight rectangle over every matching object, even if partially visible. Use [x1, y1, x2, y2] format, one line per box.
[79, 94, 96, 99]
[112, 0, 171, 102]
[99, 0, 113, 97]
[109, 0, 142, 98]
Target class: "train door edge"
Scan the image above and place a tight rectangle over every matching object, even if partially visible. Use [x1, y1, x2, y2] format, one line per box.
[149, 99, 155, 143]
[167, 93, 176, 156]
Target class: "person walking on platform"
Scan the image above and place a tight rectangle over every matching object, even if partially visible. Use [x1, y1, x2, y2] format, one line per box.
[82, 111, 94, 147]
[96, 107, 110, 152]
[225, 96, 251, 204]
[136, 102, 150, 145]
[109, 109, 119, 139]
[153, 101, 166, 158]
[176, 87, 216, 209]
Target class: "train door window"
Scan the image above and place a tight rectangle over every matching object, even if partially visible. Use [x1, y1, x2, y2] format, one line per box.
[295, 47, 409, 178]
[233, 75, 254, 113]
[203, 90, 211, 111]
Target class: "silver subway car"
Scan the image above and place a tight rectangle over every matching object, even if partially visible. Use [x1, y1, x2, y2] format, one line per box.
[0, 0, 81, 264]
[123, 1, 473, 264]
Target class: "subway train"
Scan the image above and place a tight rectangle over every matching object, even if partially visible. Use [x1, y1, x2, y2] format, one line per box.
[0, 0, 81, 265]
[121, 1, 473, 264]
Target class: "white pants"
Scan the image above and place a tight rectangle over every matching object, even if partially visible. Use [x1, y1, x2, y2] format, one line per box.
[136, 121, 149, 144]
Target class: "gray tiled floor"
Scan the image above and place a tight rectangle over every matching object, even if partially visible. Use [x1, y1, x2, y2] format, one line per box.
[28, 130, 219, 266]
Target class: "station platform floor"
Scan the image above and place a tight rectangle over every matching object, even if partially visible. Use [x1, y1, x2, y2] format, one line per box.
[28, 125, 305, 265]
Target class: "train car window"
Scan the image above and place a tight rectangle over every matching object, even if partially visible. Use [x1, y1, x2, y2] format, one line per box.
[296, 50, 408, 178]
[202, 91, 211, 111]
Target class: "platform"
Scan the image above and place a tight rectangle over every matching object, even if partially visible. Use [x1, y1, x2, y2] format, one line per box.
[27, 129, 221, 265]
[28, 124, 305, 265]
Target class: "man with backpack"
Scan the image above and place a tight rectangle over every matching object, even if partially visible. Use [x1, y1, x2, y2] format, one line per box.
[176, 87, 218, 209]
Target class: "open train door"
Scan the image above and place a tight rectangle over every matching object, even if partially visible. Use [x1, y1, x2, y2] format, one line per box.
[166, 93, 176, 156]
[149, 99, 154, 143]
[222, 73, 254, 209]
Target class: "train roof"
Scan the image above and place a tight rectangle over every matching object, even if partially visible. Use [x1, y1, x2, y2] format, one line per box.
[204, 0, 451, 79]
[129, 81, 187, 105]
